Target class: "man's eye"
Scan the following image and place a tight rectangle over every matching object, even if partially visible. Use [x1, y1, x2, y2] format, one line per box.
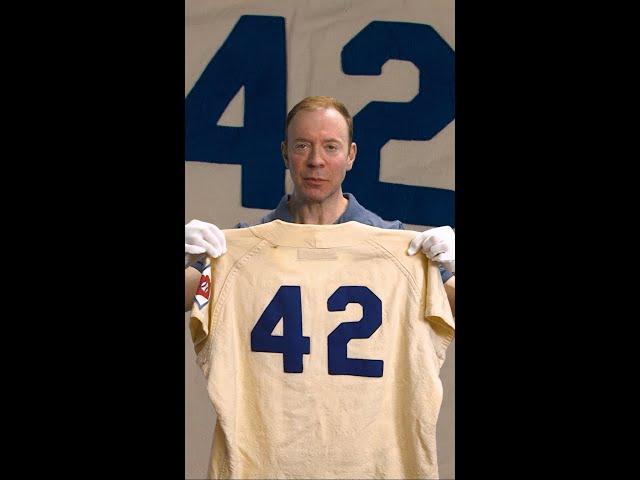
[326, 145, 337, 151]
[295, 144, 308, 150]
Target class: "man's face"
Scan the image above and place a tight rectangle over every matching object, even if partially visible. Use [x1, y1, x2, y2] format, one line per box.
[283, 108, 356, 204]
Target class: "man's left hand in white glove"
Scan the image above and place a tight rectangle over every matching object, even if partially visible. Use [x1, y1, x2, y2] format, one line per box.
[407, 225, 455, 314]
[407, 226, 455, 275]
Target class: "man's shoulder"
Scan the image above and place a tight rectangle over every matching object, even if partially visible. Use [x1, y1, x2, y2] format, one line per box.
[235, 210, 277, 229]
[236, 194, 288, 228]
[365, 217, 405, 230]
[342, 193, 404, 230]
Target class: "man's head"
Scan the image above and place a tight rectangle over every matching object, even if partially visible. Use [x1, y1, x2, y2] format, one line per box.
[284, 96, 353, 145]
[281, 96, 357, 204]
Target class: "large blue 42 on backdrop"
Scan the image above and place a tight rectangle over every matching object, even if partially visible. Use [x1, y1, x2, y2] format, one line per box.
[186, 15, 454, 227]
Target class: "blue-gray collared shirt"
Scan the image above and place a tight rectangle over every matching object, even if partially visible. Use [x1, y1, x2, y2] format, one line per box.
[235, 193, 403, 229]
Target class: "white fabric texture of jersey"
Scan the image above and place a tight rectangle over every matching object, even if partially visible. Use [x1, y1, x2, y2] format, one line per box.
[190, 220, 454, 479]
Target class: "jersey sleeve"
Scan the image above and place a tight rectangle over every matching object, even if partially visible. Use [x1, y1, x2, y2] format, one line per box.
[424, 259, 455, 366]
[189, 260, 213, 357]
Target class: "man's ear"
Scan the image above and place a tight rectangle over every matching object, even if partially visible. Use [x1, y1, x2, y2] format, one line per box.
[346, 142, 357, 171]
[281, 141, 289, 168]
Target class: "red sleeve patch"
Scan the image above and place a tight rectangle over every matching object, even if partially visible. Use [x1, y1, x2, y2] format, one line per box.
[196, 275, 211, 299]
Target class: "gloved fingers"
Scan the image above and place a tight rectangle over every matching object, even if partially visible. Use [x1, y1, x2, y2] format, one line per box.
[430, 225, 454, 237]
[209, 224, 227, 253]
[199, 237, 223, 258]
[186, 220, 226, 244]
[408, 226, 454, 257]
[201, 227, 227, 257]
[407, 231, 428, 256]
[420, 234, 443, 250]
[185, 230, 219, 257]
[185, 244, 207, 255]
[423, 242, 448, 259]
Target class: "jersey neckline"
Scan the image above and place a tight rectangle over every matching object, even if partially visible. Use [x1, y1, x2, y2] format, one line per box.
[248, 219, 384, 248]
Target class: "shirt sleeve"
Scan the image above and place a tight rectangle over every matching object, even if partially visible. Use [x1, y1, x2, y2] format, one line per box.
[424, 260, 455, 366]
[189, 261, 213, 357]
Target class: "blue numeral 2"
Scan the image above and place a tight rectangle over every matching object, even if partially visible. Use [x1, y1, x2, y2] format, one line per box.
[251, 286, 383, 377]
[327, 286, 384, 378]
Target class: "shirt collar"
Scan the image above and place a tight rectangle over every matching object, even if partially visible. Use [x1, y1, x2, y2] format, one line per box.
[271, 193, 360, 224]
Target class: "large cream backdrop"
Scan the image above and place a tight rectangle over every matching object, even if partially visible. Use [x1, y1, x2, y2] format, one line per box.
[186, 1, 454, 478]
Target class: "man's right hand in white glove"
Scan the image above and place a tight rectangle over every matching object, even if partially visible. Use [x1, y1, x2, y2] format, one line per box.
[185, 219, 227, 268]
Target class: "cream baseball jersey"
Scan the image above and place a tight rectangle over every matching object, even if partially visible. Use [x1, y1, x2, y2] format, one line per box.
[189, 220, 455, 479]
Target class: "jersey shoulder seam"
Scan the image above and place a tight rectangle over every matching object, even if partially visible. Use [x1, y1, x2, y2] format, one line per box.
[197, 238, 269, 365]
[366, 239, 420, 299]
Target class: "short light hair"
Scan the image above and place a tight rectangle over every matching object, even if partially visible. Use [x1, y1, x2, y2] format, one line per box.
[285, 96, 353, 144]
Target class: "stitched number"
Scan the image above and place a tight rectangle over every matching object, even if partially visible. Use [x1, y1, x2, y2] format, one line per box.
[250, 286, 310, 373]
[327, 286, 384, 378]
[252, 286, 383, 377]
[185, 15, 286, 209]
[342, 21, 455, 227]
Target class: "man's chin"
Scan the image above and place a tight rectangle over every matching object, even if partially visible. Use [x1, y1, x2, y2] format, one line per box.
[294, 187, 335, 204]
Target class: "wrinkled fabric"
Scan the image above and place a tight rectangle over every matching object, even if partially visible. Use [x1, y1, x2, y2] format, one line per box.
[190, 220, 454, 479]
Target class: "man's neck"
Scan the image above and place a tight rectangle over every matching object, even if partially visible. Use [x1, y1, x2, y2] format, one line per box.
[288, 191, 349, 225]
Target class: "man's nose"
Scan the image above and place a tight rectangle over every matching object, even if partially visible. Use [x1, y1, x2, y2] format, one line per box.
[307, 146, 325, 167]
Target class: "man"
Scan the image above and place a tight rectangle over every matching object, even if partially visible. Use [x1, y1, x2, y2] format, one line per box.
[185, 96, 455, 313]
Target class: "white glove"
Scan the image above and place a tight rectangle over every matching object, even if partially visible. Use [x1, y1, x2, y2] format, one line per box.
[407, 226, 455, 274]
[185, 219, 227, 268]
